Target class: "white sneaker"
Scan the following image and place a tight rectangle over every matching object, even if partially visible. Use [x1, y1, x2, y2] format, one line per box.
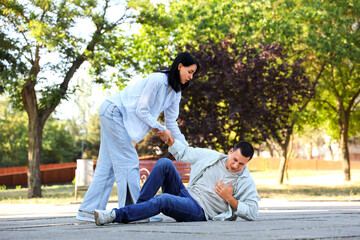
[128, 216, 163, 224]
[150, 216, 163, 222]
[94, 209, 116, 226]
[129, 218, 150, 224]
[76, 210, 95, 222]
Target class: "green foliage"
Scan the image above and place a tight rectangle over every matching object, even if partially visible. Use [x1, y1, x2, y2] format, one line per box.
[42, 116, 79, 164]
[83, 112, 101, 159]
[0, 96, 81, 167]
[1, 0, 135, 107]
[1, 0, 358, 175]
[299, 0, 360, 63]
[0, 97, 28, 167]
[294, 0, 360, 141]
[180, 40, 311, 152]
[128, 0, 277, 73]
[0, 0, 137, 196]
[61, 77, 101, 160]
[64, 111, 101, 161]
[128, 0, 313, 152]
[130, 0, 359, 153]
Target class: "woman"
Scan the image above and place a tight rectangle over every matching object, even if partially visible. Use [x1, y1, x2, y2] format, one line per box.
[76, 52, 199, 222]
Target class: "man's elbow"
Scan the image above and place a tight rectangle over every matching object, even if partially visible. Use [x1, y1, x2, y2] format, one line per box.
[239, 210, 257, 221]
[245, 212, 258, 221]
[237, 204, 258, 221]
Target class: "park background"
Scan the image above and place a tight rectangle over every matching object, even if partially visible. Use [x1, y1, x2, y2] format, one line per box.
[0, 0, 359, 201]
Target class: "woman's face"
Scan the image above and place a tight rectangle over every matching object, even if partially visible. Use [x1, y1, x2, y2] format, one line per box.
[178, 63, 197, 84]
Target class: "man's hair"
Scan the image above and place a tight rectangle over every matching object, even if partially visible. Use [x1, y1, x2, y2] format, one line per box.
[233, 141, 254, 161]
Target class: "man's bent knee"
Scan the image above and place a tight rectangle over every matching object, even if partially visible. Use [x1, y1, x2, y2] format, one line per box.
[153, 193, 174, 209]
[154, 158, 174, 168]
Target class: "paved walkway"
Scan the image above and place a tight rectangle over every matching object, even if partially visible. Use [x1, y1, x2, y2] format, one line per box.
[1, 199, 360, 240]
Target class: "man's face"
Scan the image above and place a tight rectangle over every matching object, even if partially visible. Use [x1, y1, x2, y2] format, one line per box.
[225, 148, 250, 173]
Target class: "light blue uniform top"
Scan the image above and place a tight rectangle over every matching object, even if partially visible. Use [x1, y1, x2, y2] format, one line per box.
[107, 72, 188, 146]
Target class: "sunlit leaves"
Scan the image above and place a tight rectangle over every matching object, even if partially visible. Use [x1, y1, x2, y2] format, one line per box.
[0, 0, 136, 111]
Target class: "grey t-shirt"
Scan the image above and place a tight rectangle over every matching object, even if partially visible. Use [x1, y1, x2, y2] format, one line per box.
[186, 156, 243, 219]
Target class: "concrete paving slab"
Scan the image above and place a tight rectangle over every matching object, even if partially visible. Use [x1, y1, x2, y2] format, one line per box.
[1, 199, 360, 240]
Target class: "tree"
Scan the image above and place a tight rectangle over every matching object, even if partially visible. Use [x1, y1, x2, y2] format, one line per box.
[128, 0, 272, 74]
[255, 0, 360, 182]
[143, 37, 311, 158]
[180, 39, 311, 153]
[274, 62, 326, 184]
[128, 0, 314, 161]
[0, 0, 135, 197]
[94, 0, 358, 183]
[291, 0, 360, 181]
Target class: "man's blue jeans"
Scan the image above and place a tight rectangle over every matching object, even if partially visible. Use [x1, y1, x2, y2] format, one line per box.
[113, 158, 206, 223]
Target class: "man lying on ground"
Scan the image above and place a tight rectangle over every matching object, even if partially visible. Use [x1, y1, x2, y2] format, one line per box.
[94, 133, 258, 225]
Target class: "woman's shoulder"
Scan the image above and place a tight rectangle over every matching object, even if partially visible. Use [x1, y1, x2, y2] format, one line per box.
[146, 72, 168, 85]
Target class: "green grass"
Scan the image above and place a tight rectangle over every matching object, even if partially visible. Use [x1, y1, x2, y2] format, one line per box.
[0, 184, 119, 204]
[252, 169, 360, 200]
[256, 184, 360, 200]
[1, 170, 359, 204]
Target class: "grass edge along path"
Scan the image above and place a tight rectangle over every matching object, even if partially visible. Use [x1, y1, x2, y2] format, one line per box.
[1, 170, 359, 204]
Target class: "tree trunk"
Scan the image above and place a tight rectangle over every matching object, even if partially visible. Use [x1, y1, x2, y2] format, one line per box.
[27, 114, 44, 198]
[265, 139, 274, 157]
[285, 135, 294, 181]
[278, 152, 288, 184]
[339, 114, 351, 181]
[329, 139, 334, 161]
[278, 140, 289, 184]
[22, 52, 86, 198]
[278, 130, 292, 184]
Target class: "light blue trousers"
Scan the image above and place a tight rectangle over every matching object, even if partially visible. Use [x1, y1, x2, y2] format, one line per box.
[79, 100, 140, 213]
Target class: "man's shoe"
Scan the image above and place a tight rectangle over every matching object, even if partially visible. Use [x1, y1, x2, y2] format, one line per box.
[94, 209, 116, 226]
[76, 210, 95, 222]
[128, 216, 163, 224]
[128, 218, 150, 224]
[149, 216, 163, 222]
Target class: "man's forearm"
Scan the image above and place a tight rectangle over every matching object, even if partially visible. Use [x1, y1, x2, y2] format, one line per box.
[226, 196, 238, 211]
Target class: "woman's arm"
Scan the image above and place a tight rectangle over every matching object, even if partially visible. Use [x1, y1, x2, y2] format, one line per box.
[156, 130, 175, 147]
[164, 93, 188, 146]
[136, 74, 167, 131]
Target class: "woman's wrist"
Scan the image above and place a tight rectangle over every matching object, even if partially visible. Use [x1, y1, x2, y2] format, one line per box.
[167, 136, 175, 147]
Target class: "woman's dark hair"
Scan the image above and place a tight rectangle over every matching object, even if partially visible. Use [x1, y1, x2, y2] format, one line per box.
[161, 52, 199, 93]
[233, 141, 255, 161]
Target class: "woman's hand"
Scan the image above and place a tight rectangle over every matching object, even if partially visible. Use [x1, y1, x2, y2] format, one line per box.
[156, 129, 174, 146]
